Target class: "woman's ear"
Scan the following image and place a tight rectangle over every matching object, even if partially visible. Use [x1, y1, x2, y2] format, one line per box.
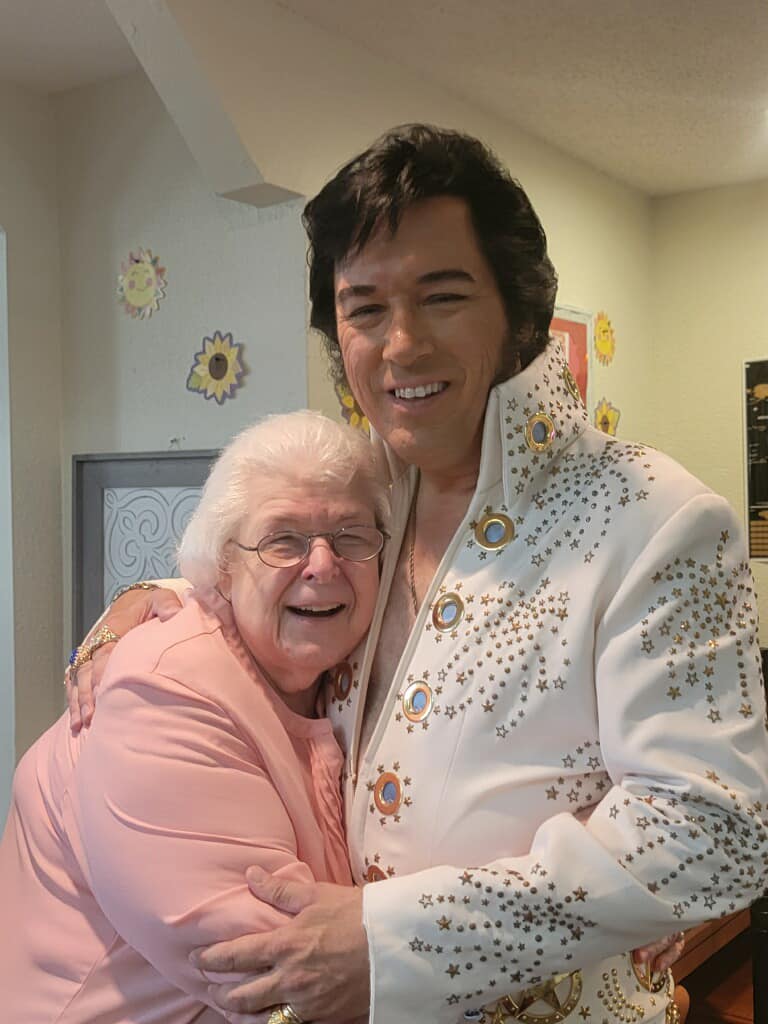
[217, 547, 234, 600]
[217, 571, 232, 601]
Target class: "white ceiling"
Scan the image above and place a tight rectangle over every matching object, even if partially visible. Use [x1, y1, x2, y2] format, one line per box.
[0, 0, 137, 93]
[2, 0, 768, 195]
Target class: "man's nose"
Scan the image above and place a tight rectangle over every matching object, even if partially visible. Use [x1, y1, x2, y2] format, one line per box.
[382, 306, 432, 365]
[301, 537, 340, 580]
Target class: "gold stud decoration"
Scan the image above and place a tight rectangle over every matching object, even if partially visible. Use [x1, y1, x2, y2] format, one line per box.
[525, 412, 556, 452]
[474, 512, 515, 551]
[562, 365, 582, 403]
[432, 592, 464, 632]
[402, 681, 433, 723]
[364, 863, 388, 883]
[373, 772, 402, 815]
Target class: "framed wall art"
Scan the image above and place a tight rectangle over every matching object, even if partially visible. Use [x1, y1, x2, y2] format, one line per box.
[744, 360, 768, 559]
[72, 450, 218, 644]
[550, 306, 592, 407]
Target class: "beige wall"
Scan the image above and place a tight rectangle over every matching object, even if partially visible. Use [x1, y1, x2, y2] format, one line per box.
[652, 182, 768, 633]
[117, 0, 656, 439]
[0, 81, 64, 772]
[54, 71, 309, 652]
[6, 4, 767, 799]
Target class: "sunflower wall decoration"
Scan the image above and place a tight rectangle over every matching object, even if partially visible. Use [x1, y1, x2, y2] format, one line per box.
[186, 331, 245, 405]
[594, 397, 621, 436]
[594, 311, 616, 365]
[335, 382, 370, 435]
[117, 248, 167, 320]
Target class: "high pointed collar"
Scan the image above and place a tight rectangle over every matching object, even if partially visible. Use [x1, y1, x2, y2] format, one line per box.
[370, 338, 589, 507]
[480, 338, 590, 508]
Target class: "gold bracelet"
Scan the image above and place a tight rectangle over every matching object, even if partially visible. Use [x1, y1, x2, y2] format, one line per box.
[111, 581, 159, 603]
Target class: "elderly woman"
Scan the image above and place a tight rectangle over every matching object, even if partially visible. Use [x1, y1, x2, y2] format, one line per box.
[0, 410, 386, 1023]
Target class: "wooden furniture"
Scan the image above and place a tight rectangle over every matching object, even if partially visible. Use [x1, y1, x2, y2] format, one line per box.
[672, 903, 768, 1023]
[673, 911, 750, 983]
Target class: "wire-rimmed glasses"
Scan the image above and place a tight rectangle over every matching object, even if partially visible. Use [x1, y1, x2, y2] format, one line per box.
[234, 525, 387, 568]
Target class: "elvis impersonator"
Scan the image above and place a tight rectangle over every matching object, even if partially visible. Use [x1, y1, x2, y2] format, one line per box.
[68, 125, 768, 1024]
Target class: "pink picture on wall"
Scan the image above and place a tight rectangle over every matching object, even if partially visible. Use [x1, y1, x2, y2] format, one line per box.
[550, 310, 589, 402]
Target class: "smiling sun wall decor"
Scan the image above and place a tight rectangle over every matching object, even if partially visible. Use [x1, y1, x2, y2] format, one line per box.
[117, 248, 167, 319]
[594, 311, 616, 365]
[186, 331, 245, 405]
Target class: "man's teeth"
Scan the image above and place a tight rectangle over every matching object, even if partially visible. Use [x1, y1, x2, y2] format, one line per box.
[394, 382, 446, 400]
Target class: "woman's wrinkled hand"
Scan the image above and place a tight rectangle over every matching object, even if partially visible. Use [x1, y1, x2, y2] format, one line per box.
[65, 586, 183, 731]
[632, 931, 685, 973]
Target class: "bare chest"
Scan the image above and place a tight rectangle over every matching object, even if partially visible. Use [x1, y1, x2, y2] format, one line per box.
[358, 514, 451, 757]
[359, 560, 415, 756]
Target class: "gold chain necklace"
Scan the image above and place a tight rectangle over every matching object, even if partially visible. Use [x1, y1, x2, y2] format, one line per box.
[407, 483, 420, 615]
[408, 512, 419, 615]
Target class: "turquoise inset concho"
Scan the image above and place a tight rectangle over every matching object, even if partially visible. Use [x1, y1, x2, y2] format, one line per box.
[374, 772, 402, 815]
[432, 592, 464, 632]
[402, 681, 433, 723]
[474, 512, 515, 551]
[525, 412, 556, 452]
[332, 661, 353, 701]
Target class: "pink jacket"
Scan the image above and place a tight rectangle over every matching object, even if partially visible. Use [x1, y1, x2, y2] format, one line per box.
[0, 591, 352, 1023]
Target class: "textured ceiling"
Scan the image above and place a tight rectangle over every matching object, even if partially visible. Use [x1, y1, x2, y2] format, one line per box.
[279, 0, 768, 195]
[0, 0, 137, 93]
[1, 0, 767, 194]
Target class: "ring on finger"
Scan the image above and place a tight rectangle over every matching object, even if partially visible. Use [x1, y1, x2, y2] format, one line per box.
[267, 1005, 305, 1024]
[68, 644, 92, 674]
[88, 624, 120, 654]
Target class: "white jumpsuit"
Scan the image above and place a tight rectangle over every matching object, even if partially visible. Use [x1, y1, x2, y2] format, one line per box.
[324, 341, 768, 1024]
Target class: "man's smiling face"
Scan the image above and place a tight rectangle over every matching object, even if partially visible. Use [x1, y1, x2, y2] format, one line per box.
[334, 196, 510, 477]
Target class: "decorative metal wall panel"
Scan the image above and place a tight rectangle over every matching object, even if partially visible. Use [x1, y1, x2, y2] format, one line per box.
[103, 486, 202, 604]
[72, 451, 217, 644]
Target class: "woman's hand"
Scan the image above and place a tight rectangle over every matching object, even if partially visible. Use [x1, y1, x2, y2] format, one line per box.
[66, 586, 183, 731]
[190, 868, 370, 1024]
[632, 931, 685, 973]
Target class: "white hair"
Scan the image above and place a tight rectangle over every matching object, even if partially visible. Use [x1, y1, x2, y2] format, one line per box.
[177, 410, 390, 588]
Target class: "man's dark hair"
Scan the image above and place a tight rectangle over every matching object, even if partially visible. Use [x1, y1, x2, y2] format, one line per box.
[302, 123, 558, 384]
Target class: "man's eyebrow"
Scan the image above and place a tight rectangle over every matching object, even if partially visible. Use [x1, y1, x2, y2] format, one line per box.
[418, 269, 476, 285]
[336, 269, 475, 304]
[336, 284, 377, 303]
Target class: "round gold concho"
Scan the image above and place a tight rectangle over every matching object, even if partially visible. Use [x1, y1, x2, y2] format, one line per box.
[373, 772, 402, 815]
[494, 970, 583, 1024]
[562, 365, 581, 403]
[524, 412, 556, 453]
[402, 681, 433, 723]
[364, 863, 388, 883]
[432, 592, 464, 632]
[331, 661, 353, 701]
[474, 512, 515, 551]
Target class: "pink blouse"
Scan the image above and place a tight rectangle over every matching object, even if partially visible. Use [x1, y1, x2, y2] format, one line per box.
[0, 590, 352, 1023]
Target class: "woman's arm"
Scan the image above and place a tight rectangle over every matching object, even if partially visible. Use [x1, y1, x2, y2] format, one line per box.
[66, 657, 320, 1013]
[65, 581, 185, 729]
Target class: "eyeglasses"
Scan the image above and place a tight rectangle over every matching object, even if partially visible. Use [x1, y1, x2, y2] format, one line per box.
[234, 525, 388, 568]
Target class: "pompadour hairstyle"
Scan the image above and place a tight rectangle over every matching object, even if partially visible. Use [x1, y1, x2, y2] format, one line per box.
[302, 123, 558, 384]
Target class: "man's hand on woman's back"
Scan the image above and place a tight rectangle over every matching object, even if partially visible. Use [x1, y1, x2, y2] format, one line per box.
[65, 586, 183, 731]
